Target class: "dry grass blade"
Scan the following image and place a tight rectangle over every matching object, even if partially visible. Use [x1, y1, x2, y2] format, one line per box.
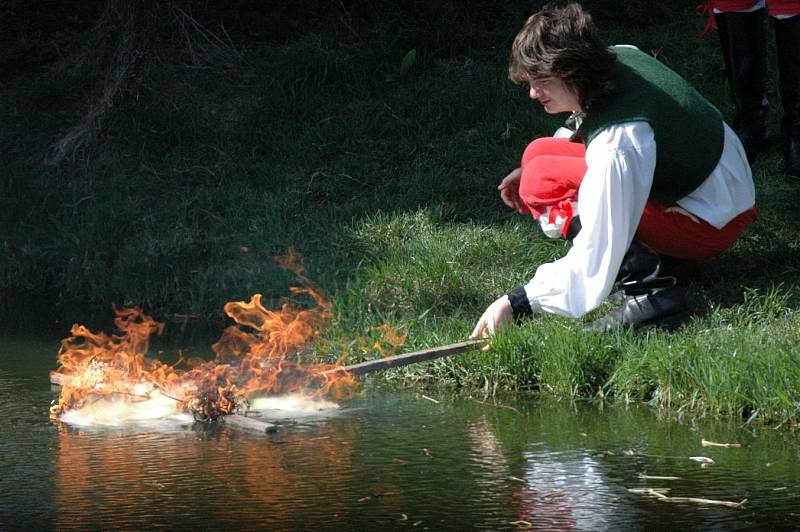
[628, 487, 670, 495]
[173, 5, 243, 69]
[630, 488, 746, 508]
[701, 438, 742, 448]
[470, 398, 521, 414]
[45, 0, 153, 169]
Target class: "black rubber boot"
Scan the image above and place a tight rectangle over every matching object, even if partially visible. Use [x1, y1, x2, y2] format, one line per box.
[716, 9, 771, 164]
[775, 15, 800, 179]
[586, 241, 691, 332]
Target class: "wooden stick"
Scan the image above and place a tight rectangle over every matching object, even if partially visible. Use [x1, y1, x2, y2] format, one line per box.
[221, 414, 277, 433]
[631, 488, 747, 508]
[628, 488, 670, 495]
[638, 474, 681, 481]
[322, 339, 483, 377]
[655, 496, 747, 508]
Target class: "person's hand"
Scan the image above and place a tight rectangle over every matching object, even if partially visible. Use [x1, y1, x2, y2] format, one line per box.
[498, 167, 526, 214]
[469, 295, 513, 343]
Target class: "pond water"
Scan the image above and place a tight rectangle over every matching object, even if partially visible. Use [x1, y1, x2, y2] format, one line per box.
[2, 336, 799, 531]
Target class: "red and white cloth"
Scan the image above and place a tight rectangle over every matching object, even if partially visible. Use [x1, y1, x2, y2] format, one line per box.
[519, 134, 584, 238]
[710, 0, 800, 16]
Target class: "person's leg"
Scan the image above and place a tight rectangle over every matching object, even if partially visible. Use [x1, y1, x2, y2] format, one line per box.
[520, 136, 586, 167]
[771, 5, 800, 177]
[519, 137, 587, 237]
[519, 155, 586, 208]
[635, 203, 758, 260]
[587, 203, 758, 331]
[714, 2, 771, 163]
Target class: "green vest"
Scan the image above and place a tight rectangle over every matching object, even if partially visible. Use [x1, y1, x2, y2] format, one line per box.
[578, 46, 724, 203]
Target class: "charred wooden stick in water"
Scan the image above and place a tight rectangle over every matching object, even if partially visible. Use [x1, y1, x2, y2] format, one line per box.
[222, 414, 277, 433]
[321, 339, 483, 377]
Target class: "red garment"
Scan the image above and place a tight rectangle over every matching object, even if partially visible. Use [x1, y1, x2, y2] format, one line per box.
[699, 1, 800, 35]
[636, 201, 757, 260]
[517, 137, 757, 260]
[711, 1, 800, 15]
[519, 137, 585, 233]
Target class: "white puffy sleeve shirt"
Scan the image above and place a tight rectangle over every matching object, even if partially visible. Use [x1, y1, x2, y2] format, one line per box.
[522, 121, 754, 319]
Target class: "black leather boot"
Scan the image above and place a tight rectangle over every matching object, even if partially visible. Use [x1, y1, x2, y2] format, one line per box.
[716, 9, 771, 164]
[775, 15, 800, 179]
[586, 241, 691, 332]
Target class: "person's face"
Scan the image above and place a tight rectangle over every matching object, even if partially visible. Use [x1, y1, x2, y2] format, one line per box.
[528, 77, 582, 114]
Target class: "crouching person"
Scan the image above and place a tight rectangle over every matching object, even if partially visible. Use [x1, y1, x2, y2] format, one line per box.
[470, 3, 757, 338]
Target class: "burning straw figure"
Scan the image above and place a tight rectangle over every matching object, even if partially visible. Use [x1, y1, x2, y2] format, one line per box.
[51, 286, 355, 424]
[470, 3, 757, 336]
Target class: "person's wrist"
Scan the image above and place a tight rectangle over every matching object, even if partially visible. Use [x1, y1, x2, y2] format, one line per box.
[506, 286, 533, 318]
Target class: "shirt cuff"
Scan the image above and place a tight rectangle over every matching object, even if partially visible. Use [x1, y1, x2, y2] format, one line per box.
[507, 286, 537, 318]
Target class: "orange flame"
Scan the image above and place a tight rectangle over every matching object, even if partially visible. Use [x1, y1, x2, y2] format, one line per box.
[371, 324, 407, 358]
[50, 254, 356, 423]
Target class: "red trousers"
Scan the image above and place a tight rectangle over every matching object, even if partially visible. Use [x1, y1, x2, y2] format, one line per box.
[518, 137, 757, 260]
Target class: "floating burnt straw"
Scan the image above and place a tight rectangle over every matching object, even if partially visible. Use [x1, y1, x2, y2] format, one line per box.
[188, 384, 239, 422]
[50, 251, 357, 425]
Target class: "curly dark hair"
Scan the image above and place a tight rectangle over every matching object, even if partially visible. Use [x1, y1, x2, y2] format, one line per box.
[508, 3, 618, 113]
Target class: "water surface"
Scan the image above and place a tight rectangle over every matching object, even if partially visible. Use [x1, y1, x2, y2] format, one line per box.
[2, 336, 799, 530]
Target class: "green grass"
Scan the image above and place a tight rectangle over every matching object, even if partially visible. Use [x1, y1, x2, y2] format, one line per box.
[3, 1, 800, 426]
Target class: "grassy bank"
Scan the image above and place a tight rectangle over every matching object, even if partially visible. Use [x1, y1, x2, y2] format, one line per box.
[3, 1, 800, 426]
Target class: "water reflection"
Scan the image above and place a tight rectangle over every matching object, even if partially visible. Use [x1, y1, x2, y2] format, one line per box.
[467, 414, 613, 530]
[52, 418, 359, 530]
[515, 451, 612, 530]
